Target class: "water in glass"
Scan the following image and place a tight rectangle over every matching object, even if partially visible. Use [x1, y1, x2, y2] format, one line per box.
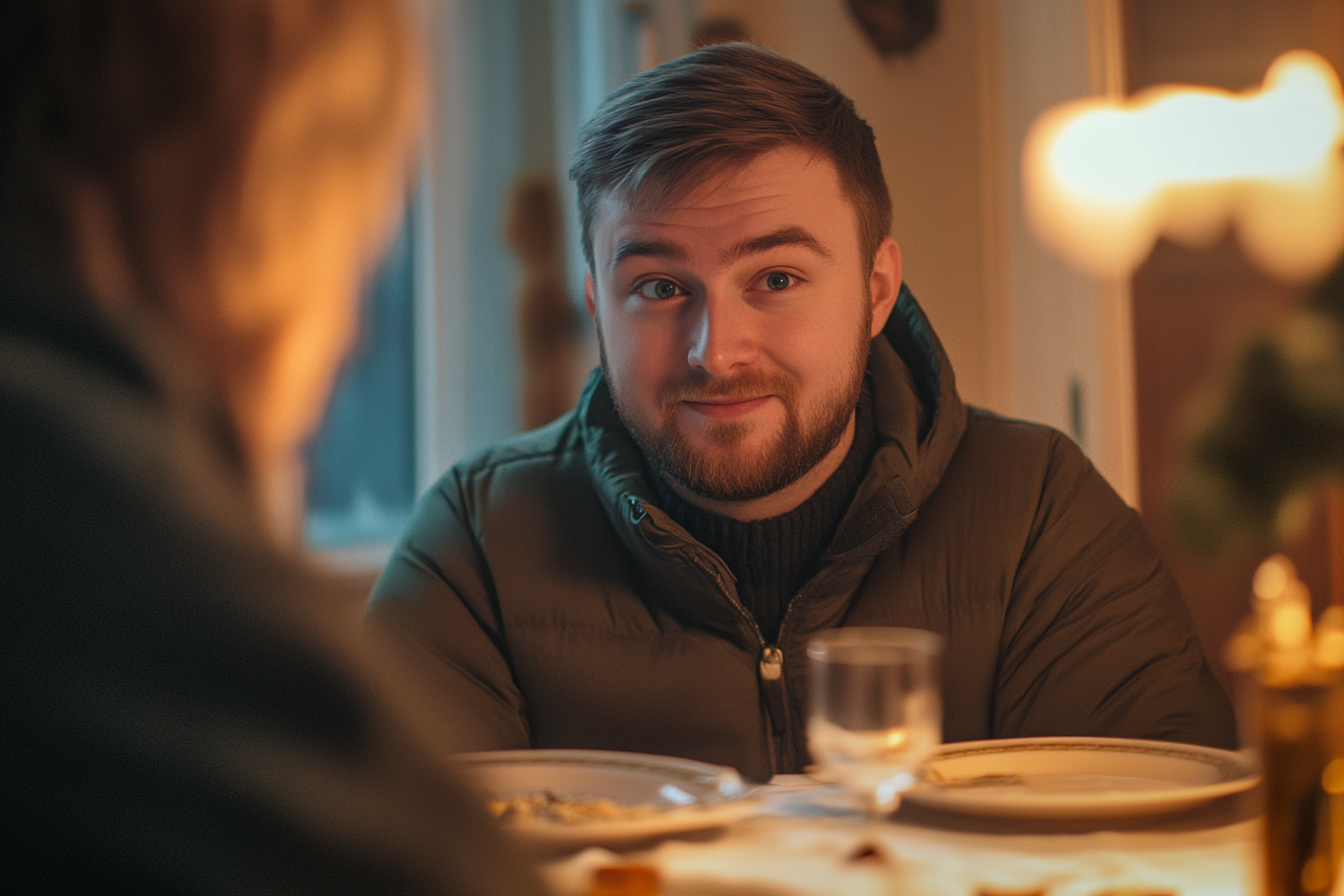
[807, 627, 943, 817]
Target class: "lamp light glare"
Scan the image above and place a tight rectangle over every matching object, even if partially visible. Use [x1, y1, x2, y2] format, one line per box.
[1024, 51, 1344, 281]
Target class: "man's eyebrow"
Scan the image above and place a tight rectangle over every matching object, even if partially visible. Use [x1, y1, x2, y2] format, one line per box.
[724, 226, 834, 264]
[608, 238, 689, 274]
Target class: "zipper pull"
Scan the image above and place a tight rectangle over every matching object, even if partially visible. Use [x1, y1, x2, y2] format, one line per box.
[758, 646, 788, 736]
[759, 646, 784, 680]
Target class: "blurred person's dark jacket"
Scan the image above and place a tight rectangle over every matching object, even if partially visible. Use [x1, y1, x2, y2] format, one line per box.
[0, 221, 543, 893]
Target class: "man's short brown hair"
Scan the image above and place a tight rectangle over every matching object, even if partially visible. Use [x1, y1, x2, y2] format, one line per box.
[569, 43, 892, 273]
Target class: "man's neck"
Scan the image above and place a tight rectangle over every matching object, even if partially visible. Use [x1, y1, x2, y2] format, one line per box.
[660, 412, 858, 522]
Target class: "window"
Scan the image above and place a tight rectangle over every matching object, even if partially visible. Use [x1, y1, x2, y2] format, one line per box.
[303, 0, 682, 563]
[304, 210, 418, 550]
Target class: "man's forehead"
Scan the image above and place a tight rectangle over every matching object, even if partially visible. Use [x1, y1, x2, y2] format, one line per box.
[604, 225, 835, 275]
[597, 146, 835, 224]
[594, 164, 742, 229]
[594, 150, 865, 276]
[592, 148, 847, 253]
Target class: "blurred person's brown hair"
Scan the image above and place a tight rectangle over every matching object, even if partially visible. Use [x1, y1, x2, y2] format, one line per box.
[2, 0, 414, 276]
[1, 0, 423, 523]
[568, 42, 893, 276]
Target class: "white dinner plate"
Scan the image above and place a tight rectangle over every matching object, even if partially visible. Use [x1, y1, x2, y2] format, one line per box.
[457, 749, 762, 848]
[903, 737, 1258, 819]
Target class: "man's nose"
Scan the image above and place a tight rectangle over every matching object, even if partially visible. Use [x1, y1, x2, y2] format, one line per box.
[686, 287, 758, 376]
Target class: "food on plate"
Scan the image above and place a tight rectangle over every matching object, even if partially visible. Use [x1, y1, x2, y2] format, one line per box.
[927, 769, 1027, 788]
[585, 865, 660, 896]
[489, 791, 660, 826]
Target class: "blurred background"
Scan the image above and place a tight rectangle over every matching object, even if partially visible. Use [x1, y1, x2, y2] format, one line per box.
[305, 0, 1344, 698]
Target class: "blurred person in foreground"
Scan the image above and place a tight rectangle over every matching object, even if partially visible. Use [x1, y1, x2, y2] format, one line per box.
[0, 2, 543, 892]
[369, 44, 1237, 782]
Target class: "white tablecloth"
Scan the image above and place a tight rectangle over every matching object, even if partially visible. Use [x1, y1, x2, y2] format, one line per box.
[544, 776, 1262, 895]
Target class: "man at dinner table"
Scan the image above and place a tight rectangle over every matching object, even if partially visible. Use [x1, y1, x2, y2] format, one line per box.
[368, 43, 1237, 782]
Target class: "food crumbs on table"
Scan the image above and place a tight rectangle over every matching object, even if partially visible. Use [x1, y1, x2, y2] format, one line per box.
[846, 842, 892, 864]
[584, 864, 660, 896]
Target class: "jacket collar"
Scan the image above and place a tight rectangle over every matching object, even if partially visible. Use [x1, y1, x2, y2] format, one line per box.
[866, 283, 968, 524]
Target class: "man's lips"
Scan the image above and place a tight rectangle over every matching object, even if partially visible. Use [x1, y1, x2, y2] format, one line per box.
[680, 395, 772, 421]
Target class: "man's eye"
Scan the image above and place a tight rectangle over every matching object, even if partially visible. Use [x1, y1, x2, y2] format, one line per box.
[636, 279, 682, 300]
[760, 271, 795, 291]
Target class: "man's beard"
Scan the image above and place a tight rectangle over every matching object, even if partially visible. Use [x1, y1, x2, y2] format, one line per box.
[600, 307, 873, 504]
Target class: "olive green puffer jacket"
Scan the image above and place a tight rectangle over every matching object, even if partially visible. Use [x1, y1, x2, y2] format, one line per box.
[368, 286, 1236, 782]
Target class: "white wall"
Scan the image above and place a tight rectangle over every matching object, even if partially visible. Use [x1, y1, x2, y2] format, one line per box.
[421, 0, 574, 489]
[698, 0, 1000, 411]
[987, 0, 1137, 506]
[695, 0, 1139, 506]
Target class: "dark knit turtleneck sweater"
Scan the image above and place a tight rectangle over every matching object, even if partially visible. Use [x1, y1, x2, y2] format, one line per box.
[653, 385, 877, 644]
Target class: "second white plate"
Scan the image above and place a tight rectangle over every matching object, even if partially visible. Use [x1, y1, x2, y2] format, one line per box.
[904, 736, 1258, 819]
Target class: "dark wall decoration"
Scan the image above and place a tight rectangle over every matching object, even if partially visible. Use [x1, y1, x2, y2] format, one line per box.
[506, 173, 583, 430]
[845, 0, 940, 57]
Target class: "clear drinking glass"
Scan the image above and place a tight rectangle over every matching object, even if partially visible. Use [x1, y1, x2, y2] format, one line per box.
[807, 627, 943, 817]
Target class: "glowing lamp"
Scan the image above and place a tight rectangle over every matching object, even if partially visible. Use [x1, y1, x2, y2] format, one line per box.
[1024, 50, 1344, 281]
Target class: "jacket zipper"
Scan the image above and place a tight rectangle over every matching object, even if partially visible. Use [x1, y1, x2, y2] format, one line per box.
[634, 500, 789, 775]
[759, 645, 789, 740]
[694, 551, 846, 774]
[767, 574, 835, 773]
[682, 548, 785, 774]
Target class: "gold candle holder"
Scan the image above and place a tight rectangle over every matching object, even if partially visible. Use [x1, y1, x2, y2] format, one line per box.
[1228, 556, 1344, 896]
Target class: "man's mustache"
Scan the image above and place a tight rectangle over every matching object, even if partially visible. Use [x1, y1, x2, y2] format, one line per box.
[660, 371, 798, 409]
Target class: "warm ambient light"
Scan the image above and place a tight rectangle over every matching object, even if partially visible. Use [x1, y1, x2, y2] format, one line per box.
[883, 728, 908, 749]
[1024, 50, 1344, 281]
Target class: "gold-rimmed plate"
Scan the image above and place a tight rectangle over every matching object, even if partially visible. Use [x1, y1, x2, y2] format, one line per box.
[905, 737, 1258, 819]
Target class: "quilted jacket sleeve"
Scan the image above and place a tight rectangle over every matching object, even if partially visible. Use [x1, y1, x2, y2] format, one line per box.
[367, 467, 532, 753]
[993, 430, 1238, 749]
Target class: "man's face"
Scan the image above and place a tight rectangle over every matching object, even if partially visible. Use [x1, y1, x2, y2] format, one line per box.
[586, 146, 899, 506]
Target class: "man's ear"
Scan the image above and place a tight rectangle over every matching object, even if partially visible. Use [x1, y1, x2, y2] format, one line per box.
[868, 237, 902, 338]
[584, 271, 597, 319]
